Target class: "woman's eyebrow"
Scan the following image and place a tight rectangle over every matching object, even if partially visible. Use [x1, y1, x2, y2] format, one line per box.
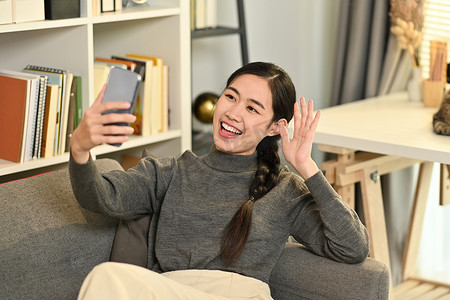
[249, 98, 265, 110]
[227, 86, 266, 110]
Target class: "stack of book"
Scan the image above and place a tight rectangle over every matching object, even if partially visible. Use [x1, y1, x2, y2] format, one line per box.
[0, 53, 168, 164]
[0, 66, 81, 163]
[94, 54, 169, 138]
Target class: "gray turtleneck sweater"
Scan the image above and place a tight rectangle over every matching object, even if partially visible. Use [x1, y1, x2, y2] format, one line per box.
[69, 147, 369, 284]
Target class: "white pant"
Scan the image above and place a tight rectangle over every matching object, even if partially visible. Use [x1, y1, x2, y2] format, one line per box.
[78, 262, 273, 300]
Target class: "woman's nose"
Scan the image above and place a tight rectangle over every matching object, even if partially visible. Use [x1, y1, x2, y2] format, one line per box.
[226, 104, 243, 122]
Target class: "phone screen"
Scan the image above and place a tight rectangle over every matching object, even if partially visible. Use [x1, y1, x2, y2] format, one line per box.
[101, 66, 142, 115]
[101, 67, 142, 146]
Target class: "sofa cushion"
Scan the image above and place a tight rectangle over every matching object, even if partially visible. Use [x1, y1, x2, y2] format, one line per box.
[0, 159, 122, 300]
[110, 215, 151, 267]
[110, 149, 156, 269]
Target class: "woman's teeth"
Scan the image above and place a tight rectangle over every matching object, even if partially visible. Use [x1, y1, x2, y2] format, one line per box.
[222, 123, 242, 135]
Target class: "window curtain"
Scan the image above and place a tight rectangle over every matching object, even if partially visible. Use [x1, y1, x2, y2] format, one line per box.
[330, 0, 416, 286]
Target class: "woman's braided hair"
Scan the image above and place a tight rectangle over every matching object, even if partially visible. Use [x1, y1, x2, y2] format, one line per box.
[220, 62, 296, 266]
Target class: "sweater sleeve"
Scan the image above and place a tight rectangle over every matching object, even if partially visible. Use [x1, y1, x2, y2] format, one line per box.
[290, 171, 369, 263]
[69, 153, 175, 219]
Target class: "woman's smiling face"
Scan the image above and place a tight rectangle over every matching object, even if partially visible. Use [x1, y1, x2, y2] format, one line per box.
[213, 74, 279, 155]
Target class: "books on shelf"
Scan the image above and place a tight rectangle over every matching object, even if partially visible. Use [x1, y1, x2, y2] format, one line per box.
[127, 53, 169, 136]
[23, 65, 67, 156]
[0, 51, 169, 165]
[94, 57, 137, 72]
[97, 53, 170, 137]
[125, 54, 156, 137]
[109, 56, 146, 136]
[0, 66, 81, 163]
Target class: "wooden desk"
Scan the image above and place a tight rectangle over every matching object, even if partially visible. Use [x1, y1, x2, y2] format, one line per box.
[314, 92, 450, 299]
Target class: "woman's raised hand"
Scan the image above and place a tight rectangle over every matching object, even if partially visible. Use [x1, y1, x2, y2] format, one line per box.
[70, 86, 136, 164]
[280, 97, 321, 179]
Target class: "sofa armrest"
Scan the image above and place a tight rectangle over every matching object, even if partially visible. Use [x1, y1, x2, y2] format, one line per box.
[0, 158, 123, 300]
[269, 243, 389, 300]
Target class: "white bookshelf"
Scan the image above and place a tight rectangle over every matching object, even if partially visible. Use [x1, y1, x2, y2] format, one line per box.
[0, 0, 191, 182]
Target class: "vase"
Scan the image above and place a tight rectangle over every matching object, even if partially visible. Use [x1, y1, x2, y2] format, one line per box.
[407, 67, 423, 102]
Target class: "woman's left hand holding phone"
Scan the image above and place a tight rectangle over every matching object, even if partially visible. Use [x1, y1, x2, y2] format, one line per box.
[70, 85, 137, 164]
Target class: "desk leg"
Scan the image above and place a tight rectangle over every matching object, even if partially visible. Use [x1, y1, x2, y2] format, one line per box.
[402, 162, 434, 280]
[359, 167, 392, 271]
[359, 167, 394, 297]
[319, 145, 356, 209]
[440, 164, 450, 206]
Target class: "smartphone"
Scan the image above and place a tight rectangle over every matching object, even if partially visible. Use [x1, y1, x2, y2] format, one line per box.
[101, 66, 142, 118]
[101, 66, 142, 146]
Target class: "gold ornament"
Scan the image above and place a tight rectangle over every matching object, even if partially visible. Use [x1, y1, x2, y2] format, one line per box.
[193, 92, 219, 123]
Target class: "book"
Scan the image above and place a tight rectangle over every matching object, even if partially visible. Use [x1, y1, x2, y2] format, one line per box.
[190, 0, 195, 30]
[162, 65, 169, 132]
[95, 57, 137, 72]
[127, 53, 164, 135]
[194, 0, 206, 29]
[12, 0, 45, 23]
[65, 77, 78, 152]
[0, 74, 30, 163]
[23, 65, 66, 156]
[0, 0, 12, 24]
[41, 84, 58, 158]
[111, 56, 146, 80]
[115, 0, 122, 12]
[0, 70, 41, 162]
[60, 72, 73, 153]
[33, 75, 48, 159]
[124, 55, 154, 137]
[205, 0, 217, 28]
[94, 62, 111, 100]
[73, 76, 83, 130]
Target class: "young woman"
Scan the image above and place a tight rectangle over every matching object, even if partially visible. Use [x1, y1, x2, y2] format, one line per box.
[69, 62, 369, 299]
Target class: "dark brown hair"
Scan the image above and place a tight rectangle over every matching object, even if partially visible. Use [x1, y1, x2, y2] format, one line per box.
[220, 62, 296, 265]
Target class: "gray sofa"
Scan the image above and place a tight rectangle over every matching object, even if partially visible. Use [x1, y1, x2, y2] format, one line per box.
[0, 158, 390, 300]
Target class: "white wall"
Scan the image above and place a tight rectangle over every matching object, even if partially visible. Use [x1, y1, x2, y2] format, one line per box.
[192, 0, 341, 110]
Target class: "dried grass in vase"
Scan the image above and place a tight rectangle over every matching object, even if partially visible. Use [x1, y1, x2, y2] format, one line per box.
[389, 0, 424, 67]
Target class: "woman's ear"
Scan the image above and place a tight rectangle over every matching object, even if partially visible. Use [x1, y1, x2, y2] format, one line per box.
[268, 119, 288, 136]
